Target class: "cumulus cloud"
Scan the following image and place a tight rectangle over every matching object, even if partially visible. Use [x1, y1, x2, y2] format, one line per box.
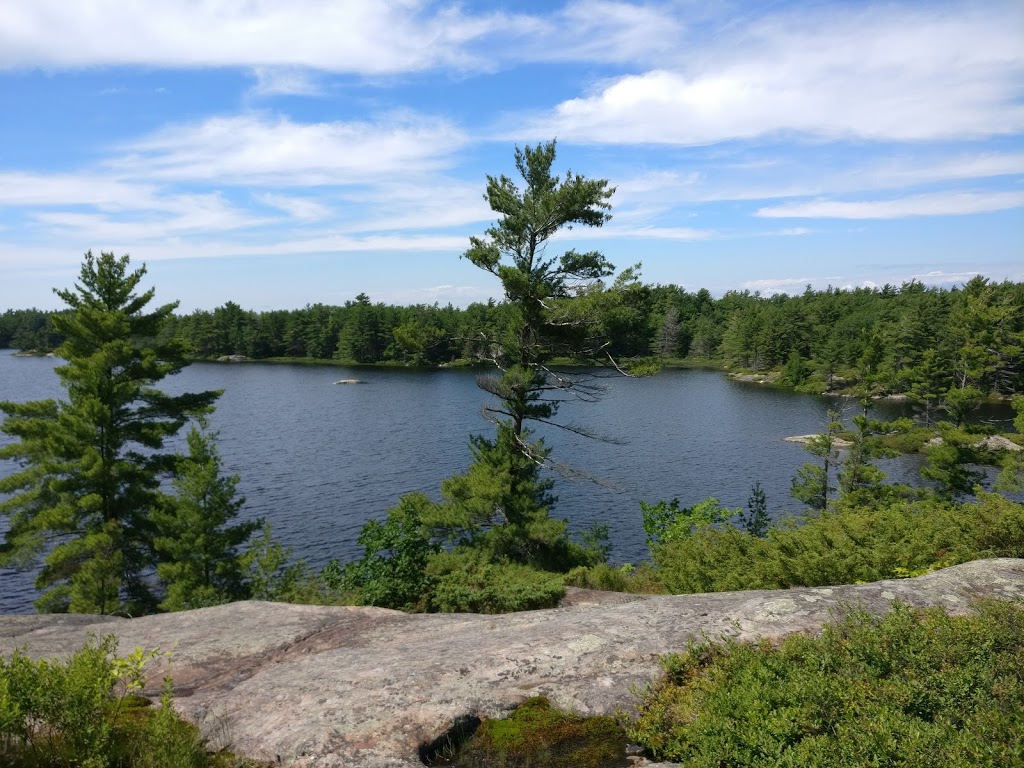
[519, 2, 1024, 144]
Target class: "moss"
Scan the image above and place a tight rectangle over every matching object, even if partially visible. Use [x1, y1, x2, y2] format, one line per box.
[446, 697, 628, 768]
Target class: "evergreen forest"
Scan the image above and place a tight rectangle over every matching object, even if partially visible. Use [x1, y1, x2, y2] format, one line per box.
[4, 273, 1023, 407]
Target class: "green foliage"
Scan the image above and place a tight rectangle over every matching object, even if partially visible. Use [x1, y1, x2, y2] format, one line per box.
[454, 141, 630, 572]
[341, 493, 440, 611]
[996, 395, 1024, 493]
[781, 347, 806, 386]
[240, 522, 310, 602]
[564, 562, 663, 594]
[921, 425, 986, 500]
[441, 696, 627, 768]
[650, 492, 1024, 595]
[0, 252, 220, 614]
[426, 550, 566, 614]
[434, 425, 565, 567]
[876, 421, 934, 453]
[630, 600, 1024, 767]
[0, 309, 64, 351]
[836, 414, 902, 506]
[136, 677, 208, 768]
[790, 409, 843, 511]
[126, 274, 1024, 403]
[641, 497, 736, 548]
[0, 636, 232, 768]
[152, 427, 260, 612]
[337, 498, 565, 613]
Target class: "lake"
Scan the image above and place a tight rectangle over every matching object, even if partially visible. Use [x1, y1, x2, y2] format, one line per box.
[0, 350, 1014, 613]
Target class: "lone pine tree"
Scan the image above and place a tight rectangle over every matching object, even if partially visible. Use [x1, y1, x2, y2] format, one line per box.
[450, 141, 618, 566]
[0, 252, 220, 614]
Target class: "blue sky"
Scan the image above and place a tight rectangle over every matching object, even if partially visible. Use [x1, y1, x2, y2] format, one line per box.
[1, 0, 1021, 312]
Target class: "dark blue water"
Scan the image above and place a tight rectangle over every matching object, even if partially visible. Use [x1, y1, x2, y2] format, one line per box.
[0, 351, 1014, 613]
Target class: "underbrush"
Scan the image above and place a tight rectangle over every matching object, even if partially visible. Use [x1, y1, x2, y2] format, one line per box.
[648, 491, 1024, 595]
[0, 637, 262, 768]
[630, 599, 1024, 767]
[564, 562, 663, 594]
[426, 551, 567, 614]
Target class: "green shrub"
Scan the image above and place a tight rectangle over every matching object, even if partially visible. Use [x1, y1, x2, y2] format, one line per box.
[630, 600, 1024, 767]
[445, 697, 628, 768]
[564, 562, 663, 594]
[0, 637, 252, 768]
[337, 493, 440, 611]
[427, 550, 566, 613]
[878, 424, 936, 453]
[652, 492, 1024, 594]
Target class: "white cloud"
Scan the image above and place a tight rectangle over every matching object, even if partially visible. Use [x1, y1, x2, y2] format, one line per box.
[344, 181, 493, 233]
[601, 224, 712, 241]
[519, 3, 1024, 144]
[0, 1, 506, 74]
[249, 68, 325, 98]
[254, 193, 332, 222]
[387, 283, 494, 306]
[0, 173, 160, 210]
[0, 231, 469, 273]
[741, 276, 837, 292]
[0, 0, 698, 77]
[512, 1, 685, 65]
[113, 113, 468, 185]
[30, 193, 269, 241]
[756, 191, 1024, 219]
[861, 153, 1024, 188]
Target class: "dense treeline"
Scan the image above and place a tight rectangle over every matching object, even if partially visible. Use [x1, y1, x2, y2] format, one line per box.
[5, 276, 1022, 399]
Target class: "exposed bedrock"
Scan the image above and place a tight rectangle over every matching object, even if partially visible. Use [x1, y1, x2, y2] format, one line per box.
[2, 558, 1022, 767]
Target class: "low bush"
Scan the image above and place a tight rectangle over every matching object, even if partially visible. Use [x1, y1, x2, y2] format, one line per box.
[630, 599, 1024, 767]
[427, 550, 566, 614]
[564, 562, 663, 594]
[0, 636, 260, 767]
[652, 492, 1024, 594]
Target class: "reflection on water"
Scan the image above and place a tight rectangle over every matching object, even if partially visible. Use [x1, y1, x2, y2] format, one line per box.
[0, 351, 1015, 613]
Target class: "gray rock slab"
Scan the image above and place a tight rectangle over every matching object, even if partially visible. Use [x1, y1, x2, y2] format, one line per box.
[2, 558, 1022, 768]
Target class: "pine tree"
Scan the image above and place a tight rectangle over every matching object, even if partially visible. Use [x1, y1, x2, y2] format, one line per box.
[0, 252, 220, 614]
[790, 409, 843, 512]
[455, 141, 617, 567]
[739, 481, 770, 537]
[151, 427, 259, 611]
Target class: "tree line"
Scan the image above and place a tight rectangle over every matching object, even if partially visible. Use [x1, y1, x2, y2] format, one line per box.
[6, 275, 1022, 403]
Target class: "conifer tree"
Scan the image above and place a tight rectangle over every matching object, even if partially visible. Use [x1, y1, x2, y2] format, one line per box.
[790, 409, 843, 511]
[152, 426, 259, 611]
[454, 141, 617, 566]
[0, 251, 220, 614]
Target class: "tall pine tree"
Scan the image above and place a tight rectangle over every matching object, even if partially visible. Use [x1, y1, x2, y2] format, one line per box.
[0, 252, 220, 614]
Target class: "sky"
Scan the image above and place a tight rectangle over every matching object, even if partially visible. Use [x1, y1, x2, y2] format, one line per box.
[1, 0, 1022, 313]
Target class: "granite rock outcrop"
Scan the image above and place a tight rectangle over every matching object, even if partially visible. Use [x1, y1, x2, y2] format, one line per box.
[2, 558, 1022, 768]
